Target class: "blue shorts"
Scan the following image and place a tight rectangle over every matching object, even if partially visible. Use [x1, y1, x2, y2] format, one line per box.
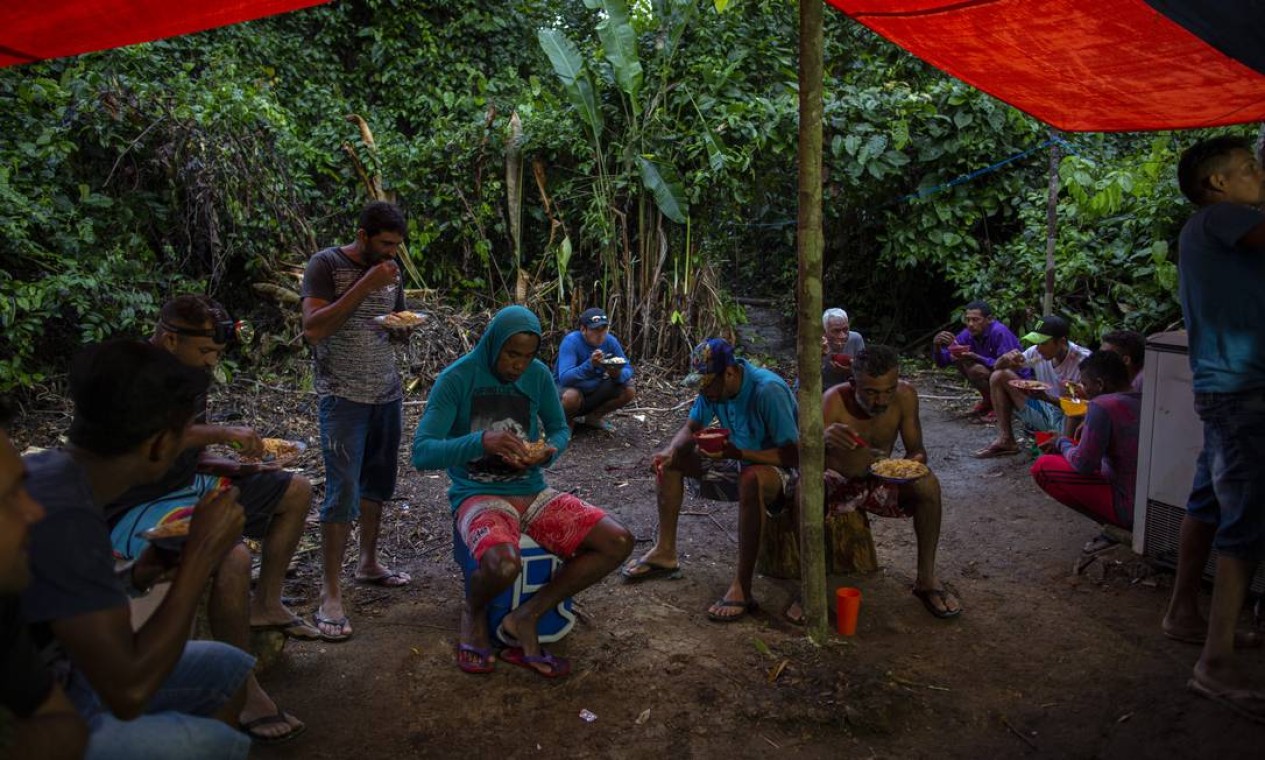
[1186, 390, 1265, 561]
[107, 469, 290, 560]
[66, 640, 253, 760]
[318, 395, 403, 523]
[1015, 398, 1064, 434]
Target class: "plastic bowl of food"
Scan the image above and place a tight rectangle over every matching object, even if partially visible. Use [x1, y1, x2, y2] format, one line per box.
[373, 310, 427, 328]
[694, 427, 731, 453]
[1059, 397, 1088, 416]
[948, 344, 970, 358]
[601, 356, 628, 366]
[1008, 379, 1050, 392]
[868, 458, 930, 484]
[138, 517, 192, 552]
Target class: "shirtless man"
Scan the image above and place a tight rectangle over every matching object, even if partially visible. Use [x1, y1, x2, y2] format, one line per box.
[823, 345, 961, 618]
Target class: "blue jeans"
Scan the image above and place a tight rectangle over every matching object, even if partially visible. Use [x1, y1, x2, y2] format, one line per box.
[66, 641, 254, 760]
[1187, 389, 1265, 560]
[318, 395, 403, 523]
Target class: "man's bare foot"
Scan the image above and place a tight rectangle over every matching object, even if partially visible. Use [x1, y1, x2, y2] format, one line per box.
[249, 598, 306, 629]
[457, 602, 494, 672]
[972, 439, 1020, 459]
[500, 610, 551, 674]
[354, 565, 412, 587]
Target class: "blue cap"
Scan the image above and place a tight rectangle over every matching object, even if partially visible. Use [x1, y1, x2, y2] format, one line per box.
[682, 338, 736, 388]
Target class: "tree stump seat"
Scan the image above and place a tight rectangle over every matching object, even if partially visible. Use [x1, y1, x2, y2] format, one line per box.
[756, 508, 879, 579]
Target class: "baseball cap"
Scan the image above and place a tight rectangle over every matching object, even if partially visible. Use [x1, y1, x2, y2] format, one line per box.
[1021, 314, 1071, 345]
[682, 338, 736, 388]
[579, 307, 609, 328]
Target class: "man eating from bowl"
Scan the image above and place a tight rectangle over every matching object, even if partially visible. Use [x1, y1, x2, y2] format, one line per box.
[413, 306, 632, 677]
[101, 295, 312, 743]
[974, 314, 1090, 459]
[554, 307, 636, 433]
[623, 338, 799, 624]
[932, 300, 1028, 419]
[823, 345, 960, 618]
[821, 307, 866, 390]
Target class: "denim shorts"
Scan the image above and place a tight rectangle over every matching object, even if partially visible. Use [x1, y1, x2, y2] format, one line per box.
[1015, 398, 1065, 434]
[1186, 389, 1265, 561]
[318, 395, 403, 523]
[65, 640, 254, 760]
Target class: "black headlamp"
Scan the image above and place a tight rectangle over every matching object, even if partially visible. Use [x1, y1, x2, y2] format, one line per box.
[161, 318, 253, 345]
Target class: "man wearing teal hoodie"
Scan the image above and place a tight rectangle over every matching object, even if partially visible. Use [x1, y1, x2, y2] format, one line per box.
[412, 306, 633, 678]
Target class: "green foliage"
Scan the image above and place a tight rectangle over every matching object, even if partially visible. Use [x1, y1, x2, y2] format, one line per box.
[0, 0, 1250, 394]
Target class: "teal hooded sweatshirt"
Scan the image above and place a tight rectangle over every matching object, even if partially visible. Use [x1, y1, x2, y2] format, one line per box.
[411, 305, 570, 511]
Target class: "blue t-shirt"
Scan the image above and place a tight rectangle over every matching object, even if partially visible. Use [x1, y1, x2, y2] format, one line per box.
[688, 359, 799, 453]
[1178, 202, 1265, 393]
[554, 330, 634, 392]
[21, 450, 127, 643]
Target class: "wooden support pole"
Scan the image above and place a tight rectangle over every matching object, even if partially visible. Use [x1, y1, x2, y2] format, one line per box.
[1042, 134, 1061, 315]
[796, 0, 827, 643]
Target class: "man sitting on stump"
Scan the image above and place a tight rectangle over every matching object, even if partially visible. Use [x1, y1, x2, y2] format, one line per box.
[823, 345, 961, 618]
[554, 307, 636, 432]
[413, 305, 632, 678]
[622, 338, 799, 624]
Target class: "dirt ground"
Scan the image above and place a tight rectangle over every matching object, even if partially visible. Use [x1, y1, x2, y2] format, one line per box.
[17, 359, 1265, 758]
[159, 362, 1258, 760]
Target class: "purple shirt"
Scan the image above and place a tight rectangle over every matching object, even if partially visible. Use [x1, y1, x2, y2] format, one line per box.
[934, 319, 1030, 377]
[1054, 391, 1142, 527]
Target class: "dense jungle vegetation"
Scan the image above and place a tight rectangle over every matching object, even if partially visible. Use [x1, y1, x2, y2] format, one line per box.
[0, 0, 1252, 394]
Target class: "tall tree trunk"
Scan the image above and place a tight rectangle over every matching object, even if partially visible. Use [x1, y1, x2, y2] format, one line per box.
[796, 0, 827, 643]
[1043, 134, 1061, 315]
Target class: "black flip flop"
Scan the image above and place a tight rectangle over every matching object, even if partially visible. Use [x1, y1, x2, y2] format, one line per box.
[620, 559, 684, 583]
[912, 586, 962, 619]
[707, 598, 758, 623]
[241, 709, 307, 745]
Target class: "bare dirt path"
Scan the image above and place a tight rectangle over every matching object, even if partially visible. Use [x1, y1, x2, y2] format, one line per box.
[233, 373, 1265, 760]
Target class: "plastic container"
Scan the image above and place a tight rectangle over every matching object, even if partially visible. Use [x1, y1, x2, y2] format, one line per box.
[694, 427, 731, 453]
[836, 587, 862, 636]
[452, 529, 576, 644]
[1059, 397, 1088, 416]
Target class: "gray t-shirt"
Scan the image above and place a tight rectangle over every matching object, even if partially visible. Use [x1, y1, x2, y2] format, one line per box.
[301, 246, 406, 404]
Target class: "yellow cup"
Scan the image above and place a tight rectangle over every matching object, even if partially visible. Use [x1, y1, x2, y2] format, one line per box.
[1059, 397, 1088, 416]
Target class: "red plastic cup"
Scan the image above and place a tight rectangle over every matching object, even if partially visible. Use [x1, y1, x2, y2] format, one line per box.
[694, 427, 731, 453]
[835, 587, 862, 636]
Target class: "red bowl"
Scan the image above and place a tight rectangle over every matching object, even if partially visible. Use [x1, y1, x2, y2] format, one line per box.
[948, 344, 970, 357]
[694, 428, 731, 453]
[830, 353, 852, 368]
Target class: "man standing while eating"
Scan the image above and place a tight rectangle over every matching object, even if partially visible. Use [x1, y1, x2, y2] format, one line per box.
[301, 201, 419, 642]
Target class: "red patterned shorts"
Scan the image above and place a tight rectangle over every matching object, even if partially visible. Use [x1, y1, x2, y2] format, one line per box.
[456, 489, 608, 562]
[824, 469, 913, 519]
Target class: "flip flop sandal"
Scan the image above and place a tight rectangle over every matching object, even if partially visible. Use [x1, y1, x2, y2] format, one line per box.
[971, 444, 1020, 459]
[456, 643, 495, 674]
[500, 646, 571, 679]
[620, 559, 684, 583]
[354, 570, 412, 587]
[241, 709, 307, 745]
[250, 615, 321, 641]
[1187, 677, 1265, 724]
[312, 612, 353, 642]
[1082, 533, 1118, 555]
[706, 598, 758, 623]
[495, 621, 522, 648]
[912, 586, 963, 619]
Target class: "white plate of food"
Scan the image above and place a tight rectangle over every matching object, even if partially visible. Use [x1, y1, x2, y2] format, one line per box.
[373, 310, 427, 328]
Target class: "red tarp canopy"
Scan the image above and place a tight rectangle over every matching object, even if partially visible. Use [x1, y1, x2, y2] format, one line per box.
[0, 1, 328, 68]
[826, 0, 1265, 132]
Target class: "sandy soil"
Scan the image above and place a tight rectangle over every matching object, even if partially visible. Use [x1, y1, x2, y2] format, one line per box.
[196, 368, 1265, 760]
